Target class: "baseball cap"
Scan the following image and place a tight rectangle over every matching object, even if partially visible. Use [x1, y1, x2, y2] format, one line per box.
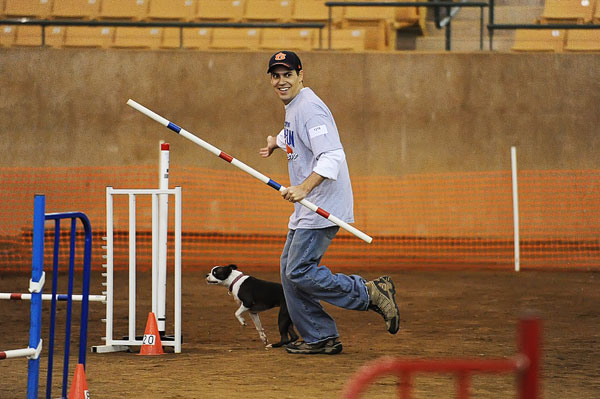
[267, 51, 302, 74]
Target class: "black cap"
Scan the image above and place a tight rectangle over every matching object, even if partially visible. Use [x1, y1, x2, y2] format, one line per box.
[267, 51, 302, 74]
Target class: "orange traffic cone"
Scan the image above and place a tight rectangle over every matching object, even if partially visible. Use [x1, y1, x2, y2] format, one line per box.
[138, 312, 164, 356]
[68, 363, 89, 399]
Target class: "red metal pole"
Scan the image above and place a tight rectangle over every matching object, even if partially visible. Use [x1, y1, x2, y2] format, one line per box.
[456, 371, 471, 399]
[399, 371, 413, 399]
[518, 316, 542, 399]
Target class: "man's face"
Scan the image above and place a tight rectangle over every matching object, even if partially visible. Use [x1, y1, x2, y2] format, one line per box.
[270, 66, 304, 105]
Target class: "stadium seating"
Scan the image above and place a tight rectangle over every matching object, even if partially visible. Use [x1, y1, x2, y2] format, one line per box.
[196, 0, 245, 22]
[259, 28, 315, 51]
[160, 27, 181, 49]
[341, 3, 398, 50]
[210, 28, 260, 49]
[564, 29, 600, 51]
[511, 29, 565, 52]
[244, 0, 292, 22]
[0, 0, 5, 17]
[147, 0, 196, 21]
[13, 25, 43, 46]
[51, 0, 100, 19]
[182, 27, 212, 49]
[112, 27, 162, 49]
[0, 25, 16, 47]
[45, 26, 66, 47]
[63, 26, 114, 48]
[98, 0, 148, 21]
[594, 0, 600, 23]
[292, 0, 343, 25]
[322, 28, 366, 51]
[539, 0, 594, 24]
[4, 0, 52, 18]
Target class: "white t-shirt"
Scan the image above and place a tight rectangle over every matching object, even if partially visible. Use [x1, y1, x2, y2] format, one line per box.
[276, 87, 354, 229]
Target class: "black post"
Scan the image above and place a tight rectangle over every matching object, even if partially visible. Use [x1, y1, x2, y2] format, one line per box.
[489, 0, 495, 50]
[445, 6, 451, 51]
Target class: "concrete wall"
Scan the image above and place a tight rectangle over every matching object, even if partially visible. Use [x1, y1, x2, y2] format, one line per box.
[1, 49, 598, 177]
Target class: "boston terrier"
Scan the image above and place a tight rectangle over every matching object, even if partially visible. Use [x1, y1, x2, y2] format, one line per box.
[206, 264, 299, 348]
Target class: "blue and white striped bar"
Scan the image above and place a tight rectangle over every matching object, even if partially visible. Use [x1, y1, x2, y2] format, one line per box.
[126, 99, 372, 244]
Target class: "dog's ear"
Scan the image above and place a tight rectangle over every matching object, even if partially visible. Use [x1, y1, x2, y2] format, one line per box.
[228, 264, 238, 270]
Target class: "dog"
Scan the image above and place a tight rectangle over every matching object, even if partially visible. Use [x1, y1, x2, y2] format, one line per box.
[206, 264, 298, 348]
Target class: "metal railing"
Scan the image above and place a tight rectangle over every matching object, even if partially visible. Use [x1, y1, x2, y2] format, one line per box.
[0, 18, 326, 48]
[325, 1, 489, 51]
[487, 0, 600, 51]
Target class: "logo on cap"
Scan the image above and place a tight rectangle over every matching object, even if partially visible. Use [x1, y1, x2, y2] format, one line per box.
[274, 52, 286, 61]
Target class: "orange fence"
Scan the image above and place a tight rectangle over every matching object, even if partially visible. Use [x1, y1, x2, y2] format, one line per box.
[0, 166, 598, 272]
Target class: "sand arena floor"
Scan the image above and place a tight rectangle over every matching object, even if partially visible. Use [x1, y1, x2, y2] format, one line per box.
[0, 269, 599, 398]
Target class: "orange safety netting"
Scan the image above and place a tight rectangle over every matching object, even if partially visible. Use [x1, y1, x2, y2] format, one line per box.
[0, 166, 598, 272]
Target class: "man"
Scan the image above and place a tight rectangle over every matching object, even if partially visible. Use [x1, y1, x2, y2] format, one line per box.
[259, 51, 400, 355]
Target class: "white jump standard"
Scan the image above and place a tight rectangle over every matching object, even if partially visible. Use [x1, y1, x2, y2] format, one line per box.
[126, 99, 373, 244]
[91, 186, 182, 354]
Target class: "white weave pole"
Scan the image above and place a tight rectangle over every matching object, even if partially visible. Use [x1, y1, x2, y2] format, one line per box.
[127, 99, 373, 244]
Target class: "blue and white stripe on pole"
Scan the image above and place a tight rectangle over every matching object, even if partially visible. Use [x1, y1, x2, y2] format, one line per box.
[126, 99, 372, 244]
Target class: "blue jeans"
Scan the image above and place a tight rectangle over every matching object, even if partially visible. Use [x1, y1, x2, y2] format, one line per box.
[280, 226, 370, 344]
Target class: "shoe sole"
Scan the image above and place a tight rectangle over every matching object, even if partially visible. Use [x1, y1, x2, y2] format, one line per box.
[286, 343, 343, 355]
[381, 276, 400, 334]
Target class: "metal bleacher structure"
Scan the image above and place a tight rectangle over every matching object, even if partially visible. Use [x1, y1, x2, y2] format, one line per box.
[0, 0, 599, 52]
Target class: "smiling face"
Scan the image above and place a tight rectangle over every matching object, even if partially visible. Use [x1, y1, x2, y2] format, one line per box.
[270, 66, 304, 105]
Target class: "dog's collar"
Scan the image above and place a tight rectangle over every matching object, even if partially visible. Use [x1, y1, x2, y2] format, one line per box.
[229, 273, 245, 293]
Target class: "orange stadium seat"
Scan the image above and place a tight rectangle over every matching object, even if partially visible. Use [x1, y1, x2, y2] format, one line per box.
[98, 0, 148, 21]
[540, 0, 594, 24]
[564, 29, 600, 51]
[64, 26, 114, 48]
[511, 29, 565, 52]
[321, 28, 366, 51]
[112, 27, 162, 49]
[244, 0, 292, 22]
[209, 27, 260, 49]
[393, 6, 421, 29]
[45, 25, 66, 47]
[0, 25, 16, 47]
[51, 0, 100, 19]
[292, 0, 343, 25]
[182, 27, 212, 49]
[13, 25, 43, 46]
[196, 0, 245, 22]
[4, 0, 52, 18]
[147, 0, 196, 21]
[160, 27, 181, 49]
[260, 28, 315, 51]
[341, 3, 395, 50]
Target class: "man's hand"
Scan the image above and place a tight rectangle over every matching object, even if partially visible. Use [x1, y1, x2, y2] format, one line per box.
[282, 172, 325, 203]
[259, 135, 279, 158]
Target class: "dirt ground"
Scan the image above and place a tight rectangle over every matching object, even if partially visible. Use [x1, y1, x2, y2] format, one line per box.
[1, 269, 599, 399]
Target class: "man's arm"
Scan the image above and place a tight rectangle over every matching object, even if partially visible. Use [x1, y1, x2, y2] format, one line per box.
[281, 172, 325, 203]
[259, 132, 284, 158]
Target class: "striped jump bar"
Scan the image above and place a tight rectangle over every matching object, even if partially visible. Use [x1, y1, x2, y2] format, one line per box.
[126, 99, 372, 244]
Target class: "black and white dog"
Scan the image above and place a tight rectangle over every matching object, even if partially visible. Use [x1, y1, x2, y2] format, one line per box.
[206, 264, 298, 348]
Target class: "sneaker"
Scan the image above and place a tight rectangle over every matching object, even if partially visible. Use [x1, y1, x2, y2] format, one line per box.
[366, 276, 400, 334]
[285, 338, 343, 355]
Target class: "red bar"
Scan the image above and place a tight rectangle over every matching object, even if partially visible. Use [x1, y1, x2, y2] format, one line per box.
[457, 372, 470, 399]
[519, 317, 541, 399]
[219, 152, 233, 163]
[316, 208, 330, 218]
[0, 352, 6, 359]
[399, 371, 412, 399]
[10, 293, 22, 300]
